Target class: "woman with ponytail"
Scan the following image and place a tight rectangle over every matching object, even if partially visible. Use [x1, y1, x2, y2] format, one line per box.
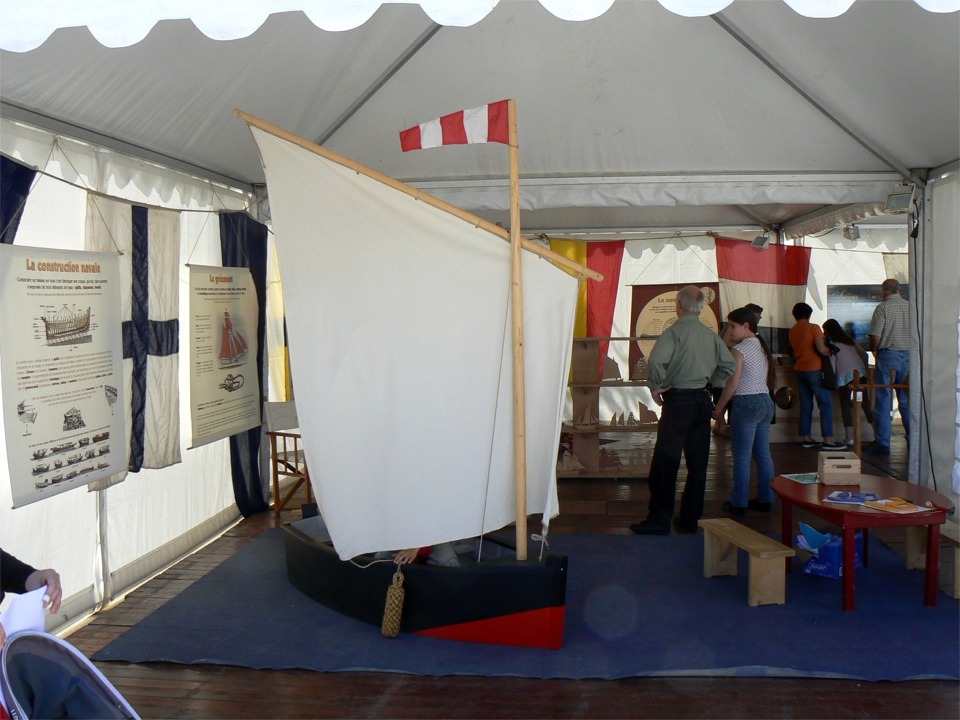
[822, 318, 871, 446]
[713, 307, 777, 515]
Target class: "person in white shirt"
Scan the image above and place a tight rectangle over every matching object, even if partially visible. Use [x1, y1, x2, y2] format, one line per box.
[713, 307, 777, 515]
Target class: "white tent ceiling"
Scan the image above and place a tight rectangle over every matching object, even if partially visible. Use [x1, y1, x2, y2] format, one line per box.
[1, 0, 958, 236]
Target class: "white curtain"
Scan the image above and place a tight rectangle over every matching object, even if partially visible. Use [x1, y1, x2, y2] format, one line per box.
[917, 170, 960, 493]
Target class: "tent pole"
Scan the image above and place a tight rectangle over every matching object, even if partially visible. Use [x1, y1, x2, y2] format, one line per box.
[508, 100, 528, 562]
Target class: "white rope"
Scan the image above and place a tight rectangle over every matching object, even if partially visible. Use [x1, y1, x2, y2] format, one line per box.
[531, 525, 550, 562]
[348, 556, 396, 569]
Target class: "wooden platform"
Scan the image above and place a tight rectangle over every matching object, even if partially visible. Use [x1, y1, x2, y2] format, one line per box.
[65, 432, 959, 719]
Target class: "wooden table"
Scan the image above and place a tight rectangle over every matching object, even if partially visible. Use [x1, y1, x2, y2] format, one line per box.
[772, 474, 953, 611]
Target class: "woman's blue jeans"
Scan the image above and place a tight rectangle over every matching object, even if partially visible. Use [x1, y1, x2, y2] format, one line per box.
[729, 392, 775, 508]
[796, 369, 835, 439]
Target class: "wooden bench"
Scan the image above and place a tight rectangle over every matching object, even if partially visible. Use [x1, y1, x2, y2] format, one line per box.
[905, 521, 960, 599]
[698, 517, 795, 606]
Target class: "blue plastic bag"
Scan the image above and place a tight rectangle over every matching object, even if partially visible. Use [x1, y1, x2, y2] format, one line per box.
[796, 522, 863, 580]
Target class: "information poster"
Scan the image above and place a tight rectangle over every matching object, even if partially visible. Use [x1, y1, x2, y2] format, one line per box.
[189, 265, 260, 448]
[629, 283, 720, 368]
[628, 283, 721, 374]
[0, 244, 126, 508]
[826, 284, 910, 351]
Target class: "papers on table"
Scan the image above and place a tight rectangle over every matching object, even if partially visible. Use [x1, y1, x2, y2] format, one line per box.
[822, 492, 935, 513]
[782, 472, 819, 484]
[863, 497, 935, 514]
[824, 491, 878, 505]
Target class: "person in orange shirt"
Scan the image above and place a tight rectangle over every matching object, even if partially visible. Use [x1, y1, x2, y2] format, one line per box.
[788, 303, 844, 449]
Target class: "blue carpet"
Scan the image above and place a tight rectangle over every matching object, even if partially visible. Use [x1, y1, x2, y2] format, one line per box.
[94, 528, 958, 680]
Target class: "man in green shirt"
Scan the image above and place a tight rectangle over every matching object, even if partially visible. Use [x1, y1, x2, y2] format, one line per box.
[631, 286, 736, 535]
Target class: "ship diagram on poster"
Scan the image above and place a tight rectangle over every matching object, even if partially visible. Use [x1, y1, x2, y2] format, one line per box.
[0, 244, 126, 508]
[189, 265, 260, 448]
[628, 283, 721, 377]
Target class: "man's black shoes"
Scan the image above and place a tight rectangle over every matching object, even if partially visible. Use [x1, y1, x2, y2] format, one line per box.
[630, 522, 670, 536]
[672, 518, 698, 534]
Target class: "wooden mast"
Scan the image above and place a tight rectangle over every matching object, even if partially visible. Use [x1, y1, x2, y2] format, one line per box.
[507, 100, 528, 562]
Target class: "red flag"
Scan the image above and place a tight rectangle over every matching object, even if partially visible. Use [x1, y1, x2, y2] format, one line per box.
[715, 236, 812, 332]
[586, 241, 625, 379]
[400, 100, 509, 151]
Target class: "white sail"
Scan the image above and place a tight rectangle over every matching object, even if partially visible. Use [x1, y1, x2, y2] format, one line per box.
[249, 125, 578, 560]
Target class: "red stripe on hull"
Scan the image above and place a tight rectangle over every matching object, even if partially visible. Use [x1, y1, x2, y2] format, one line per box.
[413, 605, 565, 649]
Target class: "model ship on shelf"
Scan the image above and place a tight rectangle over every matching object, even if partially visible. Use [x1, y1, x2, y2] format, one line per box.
[239, 103, 602, 648]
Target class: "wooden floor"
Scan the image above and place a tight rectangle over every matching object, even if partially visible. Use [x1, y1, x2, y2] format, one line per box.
[66, 432, 960, 719]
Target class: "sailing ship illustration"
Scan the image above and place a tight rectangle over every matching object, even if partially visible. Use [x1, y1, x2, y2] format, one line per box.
[104, 385, 118, 415]
[218, 311, 248, 367]
[17, 401, 37, 436]
[32, 448, 48, 460]
[240, 106, 596, 648]
[49, 441, 76, 454]
[32, 463, 50, 475]
[63, 407, 85, 431]
[41, 304, 91, 345]
[93, 431, 110, 442]
[36, 472, 65, 488]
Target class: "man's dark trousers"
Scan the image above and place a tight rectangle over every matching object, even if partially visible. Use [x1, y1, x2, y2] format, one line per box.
[645, 389, 713, 531]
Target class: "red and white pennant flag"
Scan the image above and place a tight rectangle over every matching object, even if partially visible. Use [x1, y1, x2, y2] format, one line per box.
[399, 100, 509, 152]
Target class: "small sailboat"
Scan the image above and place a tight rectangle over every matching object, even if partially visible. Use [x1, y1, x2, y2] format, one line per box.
[218, 312, 248, 367]
[104, 385, 118, 414]
[240, 106, 600, 648]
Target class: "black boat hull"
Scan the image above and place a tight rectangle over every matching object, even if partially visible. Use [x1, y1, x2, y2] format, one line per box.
[282, 520, 567, 649]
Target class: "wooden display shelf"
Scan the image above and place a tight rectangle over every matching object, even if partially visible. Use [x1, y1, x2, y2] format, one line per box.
[556, 467, 651, 479]
[568, 380, 649, 388]
[566, 336, 655, 475]
[562, 423, 658, 433]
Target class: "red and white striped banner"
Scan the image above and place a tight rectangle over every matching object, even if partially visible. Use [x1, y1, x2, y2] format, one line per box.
[399, 100, 509, 151]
